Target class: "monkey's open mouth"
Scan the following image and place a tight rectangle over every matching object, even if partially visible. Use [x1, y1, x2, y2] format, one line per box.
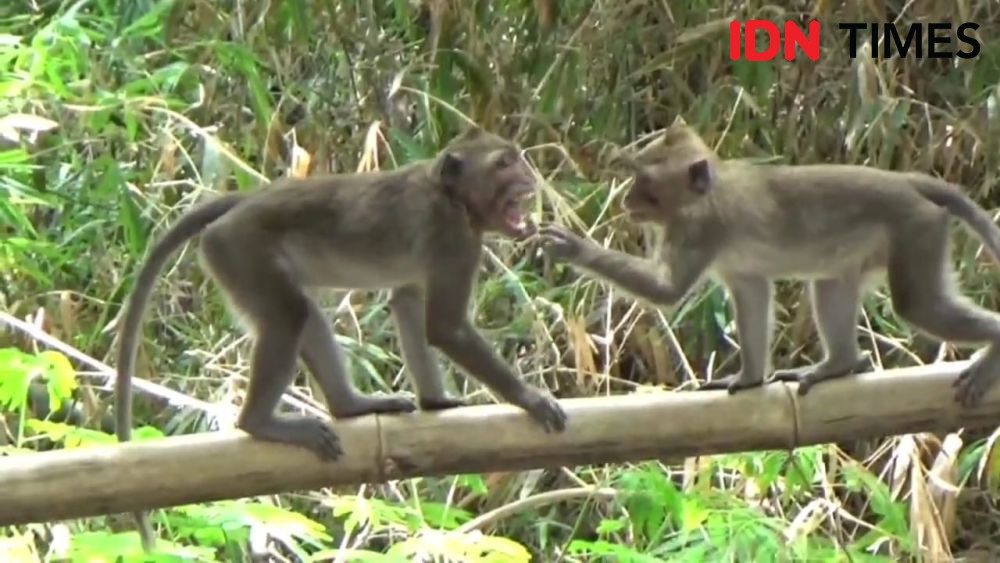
[503, 188, 536, 238]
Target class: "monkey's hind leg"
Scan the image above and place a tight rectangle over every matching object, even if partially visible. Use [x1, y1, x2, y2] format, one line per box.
[771, 277, 872, 395]
[300, 298, 418, 417]
[887, 218, 1000, 408]
[201, 232, 342, 461]
[699, 276, 775, 394]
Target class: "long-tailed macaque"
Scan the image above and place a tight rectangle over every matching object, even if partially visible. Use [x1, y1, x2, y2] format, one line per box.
[116, 127, 567, 550]
[540, 118, 1000, 406]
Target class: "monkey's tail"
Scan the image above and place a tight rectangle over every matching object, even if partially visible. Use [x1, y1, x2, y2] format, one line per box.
[915, 178, 1000, 265]
[114, 192, 245, 552]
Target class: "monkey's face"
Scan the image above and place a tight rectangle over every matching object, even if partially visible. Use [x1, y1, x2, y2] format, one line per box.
[623, 159, 713, 222]
[620, 129, 715, 223]
[622, 168, 663, 222]
[439, 130, 538, 239]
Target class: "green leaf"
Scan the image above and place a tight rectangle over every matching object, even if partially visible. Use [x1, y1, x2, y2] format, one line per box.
[681, 499, 708, 532]
[36, 350, 77, 412]
[0, 347, 34, 411]
[455, 473, 489, 496]
[596, 517, 627, 535]
[117, 0, 176, 41]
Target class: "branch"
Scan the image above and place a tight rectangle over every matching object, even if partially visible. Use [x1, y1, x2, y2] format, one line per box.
[1, 361, 997, 525]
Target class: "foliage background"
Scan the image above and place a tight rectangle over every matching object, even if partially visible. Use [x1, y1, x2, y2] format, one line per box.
[3, 0, 1000, 560]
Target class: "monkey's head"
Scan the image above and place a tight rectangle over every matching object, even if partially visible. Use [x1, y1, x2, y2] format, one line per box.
[436, 126, 537, 239]
[617, 120, 718, 223]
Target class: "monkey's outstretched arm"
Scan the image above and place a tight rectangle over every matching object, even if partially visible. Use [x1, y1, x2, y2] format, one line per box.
[577, 246, 710, 306]
[540, 224, 711, 307]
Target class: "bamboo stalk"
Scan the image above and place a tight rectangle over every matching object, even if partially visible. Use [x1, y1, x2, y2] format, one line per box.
[1, 360, 997, 525]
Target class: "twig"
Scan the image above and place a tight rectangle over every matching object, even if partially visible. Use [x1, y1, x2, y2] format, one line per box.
[454, 487, 618, 533]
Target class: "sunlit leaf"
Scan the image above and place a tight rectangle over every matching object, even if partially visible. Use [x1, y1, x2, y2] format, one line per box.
[36, 350, 77, 411]
[0, 347, 34, 411]
[596, 517, 627, 535]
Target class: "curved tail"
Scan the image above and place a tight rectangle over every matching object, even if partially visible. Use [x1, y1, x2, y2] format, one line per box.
[114, 192, 244, 552]
[915, 177, 1000, 265]
[116, 192, 244, 440]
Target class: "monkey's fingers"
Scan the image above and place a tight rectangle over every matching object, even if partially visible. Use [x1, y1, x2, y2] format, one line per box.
[537, 233, 577, 261]
[318, 431, 343, 460]
[299, 419, 344, 461]
[538, 223, 573, 239]
[522, 388, 567, 433]
[954, 366, 990, 408]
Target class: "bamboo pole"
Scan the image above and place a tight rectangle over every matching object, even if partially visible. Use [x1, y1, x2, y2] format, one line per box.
[1, 360, 998, 525]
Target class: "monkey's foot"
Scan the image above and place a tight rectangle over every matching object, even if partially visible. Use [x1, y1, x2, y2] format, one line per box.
[335, 394, 418, 418]
[770, 352, 872, 396]
[954, 357, 999, 408]
[240, 416, 343, 461]
[518, 387, 567, 433]
[419, 395, 469, 410]
[698, 373, 765, 394]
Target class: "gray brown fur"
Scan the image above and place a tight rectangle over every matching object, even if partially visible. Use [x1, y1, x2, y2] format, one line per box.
[542, 118, 1000, 406]
[115, 127, 567, 551]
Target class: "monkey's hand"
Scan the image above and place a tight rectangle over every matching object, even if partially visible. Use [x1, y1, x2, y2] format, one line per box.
[539, 223, 593, 263]
[518, 386, 567, 432]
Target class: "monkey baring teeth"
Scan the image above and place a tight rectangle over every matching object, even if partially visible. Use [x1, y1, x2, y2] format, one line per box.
[504, 189, 537, 238]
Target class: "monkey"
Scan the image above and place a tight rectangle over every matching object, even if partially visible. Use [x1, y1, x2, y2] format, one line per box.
[540, 118, 1000, 407]
[116, 126, 567, 551]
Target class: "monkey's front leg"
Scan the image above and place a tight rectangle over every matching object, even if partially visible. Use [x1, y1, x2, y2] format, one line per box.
[700, 276, 774, 394]
[389, 285, 467, 410]
[428, 321, 567, 432]
[426, 271, 567, 433]
[300, 298, 417, 417]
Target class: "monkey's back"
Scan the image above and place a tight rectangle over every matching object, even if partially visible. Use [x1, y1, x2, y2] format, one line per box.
[202, 166, 471, 290]
[710, 163, 941, 280]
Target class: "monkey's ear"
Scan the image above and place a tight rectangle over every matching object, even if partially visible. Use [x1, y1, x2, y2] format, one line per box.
[437, 152, 464, 188]
[688, 159, 713, 194]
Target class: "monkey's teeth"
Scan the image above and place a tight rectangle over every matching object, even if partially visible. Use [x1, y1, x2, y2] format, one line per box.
[506, 209, 527, 229]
